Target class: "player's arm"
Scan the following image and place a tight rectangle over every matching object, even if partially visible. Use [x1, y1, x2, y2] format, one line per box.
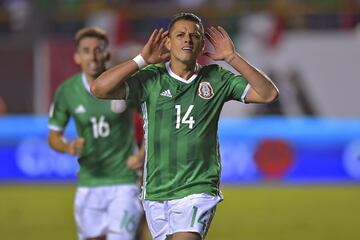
[91, 28, 170, 100]
[205, 26, 279, 104]
[48, 130, 85, 156]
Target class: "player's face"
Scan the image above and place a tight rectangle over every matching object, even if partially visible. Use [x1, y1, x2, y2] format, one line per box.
[167, 20, 204, 65]
[74, 37, 109, 79]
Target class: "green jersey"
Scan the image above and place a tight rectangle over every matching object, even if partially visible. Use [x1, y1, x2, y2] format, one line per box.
[49, 73, 137, 186]
[127, 62, 249, 200]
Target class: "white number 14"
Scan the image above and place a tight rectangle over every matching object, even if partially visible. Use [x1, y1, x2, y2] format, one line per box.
[175, 105, 195, 129]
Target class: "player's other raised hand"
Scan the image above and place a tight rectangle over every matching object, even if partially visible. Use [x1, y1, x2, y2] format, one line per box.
[141, 28, 170, 64]
[204, 26, 236, 62]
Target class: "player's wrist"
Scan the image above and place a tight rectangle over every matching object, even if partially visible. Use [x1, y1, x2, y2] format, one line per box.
[224, 52, 237, 64]
[133, 54, 148, 69]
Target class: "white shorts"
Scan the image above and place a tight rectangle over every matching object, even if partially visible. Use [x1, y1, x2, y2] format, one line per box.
[142, 193, 222, 240]
[74, 184, 143, 240]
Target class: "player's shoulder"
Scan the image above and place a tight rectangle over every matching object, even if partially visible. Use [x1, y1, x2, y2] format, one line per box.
[199, 63, 226, 76]
[134, 63, 166, 83]
[58, 73, 82, 91]
[143, 63, 166, 73]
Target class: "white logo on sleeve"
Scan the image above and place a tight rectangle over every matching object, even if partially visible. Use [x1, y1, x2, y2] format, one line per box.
[75, 104, 86, 114]
[160, 89, 173, 98]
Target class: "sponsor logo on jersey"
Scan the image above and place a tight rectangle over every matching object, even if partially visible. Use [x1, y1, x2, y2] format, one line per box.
[198, 82, 214, 99]
[75, 104, 86, 114]
[160, 89, 173, 98]
[111, 100, 127, 113]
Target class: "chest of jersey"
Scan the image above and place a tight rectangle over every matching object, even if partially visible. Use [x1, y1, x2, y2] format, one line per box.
[148, 76, 224, 132]
[66, 87, 129, 138]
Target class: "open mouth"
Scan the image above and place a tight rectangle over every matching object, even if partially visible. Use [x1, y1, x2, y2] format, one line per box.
[182, 46, 193, 52]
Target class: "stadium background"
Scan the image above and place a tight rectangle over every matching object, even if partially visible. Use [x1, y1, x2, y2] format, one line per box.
[0, 0, 360, 239]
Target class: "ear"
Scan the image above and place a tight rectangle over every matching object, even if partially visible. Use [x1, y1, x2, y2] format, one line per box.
[73, 52, 81, 65]
[165, 36, 171, 51]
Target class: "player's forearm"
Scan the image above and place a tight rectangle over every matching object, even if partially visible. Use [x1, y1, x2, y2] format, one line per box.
[91, 59, 140, 99]
[226, 52, 279, 103]
[48, 131, 69, 154]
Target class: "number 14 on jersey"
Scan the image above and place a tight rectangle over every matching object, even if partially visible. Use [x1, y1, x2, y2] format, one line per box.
[175, 105, 195, 129]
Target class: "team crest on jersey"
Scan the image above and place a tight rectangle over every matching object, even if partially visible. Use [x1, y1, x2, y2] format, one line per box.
[198, 82, 214, 100]
[110, 100, 127, 113]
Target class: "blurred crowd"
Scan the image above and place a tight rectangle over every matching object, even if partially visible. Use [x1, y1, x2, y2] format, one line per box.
[1, 0, 359, 35]
[0, 0, 360, 116]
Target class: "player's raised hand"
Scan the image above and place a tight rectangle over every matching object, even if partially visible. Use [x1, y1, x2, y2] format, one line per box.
[204, 26, 236, 62]
[67, 137, 85, 156]
[141, 28, 170, 64]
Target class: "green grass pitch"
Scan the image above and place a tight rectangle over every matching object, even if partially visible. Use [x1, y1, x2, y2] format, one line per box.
[0, 184, 359, 240]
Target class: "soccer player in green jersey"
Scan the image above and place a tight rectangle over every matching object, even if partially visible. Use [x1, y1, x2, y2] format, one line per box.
[48, 27, 143, 240]
[91, 13, 279, 240]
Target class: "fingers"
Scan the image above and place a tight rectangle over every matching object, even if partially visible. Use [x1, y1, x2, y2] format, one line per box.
[206, 26, 229, 41]
[206, 26, 224, 47]
[159, 36, 167, 50]
[207, 27, 220, 39]
[144, 28, 170, 64]
[148, 29, 159, 43]
[205, 32, 216, 45]
[153, 28, 163, 43]
[216, 26, 230, 39]
[151, 28, 168, 44]
[161, 29, 169, 39]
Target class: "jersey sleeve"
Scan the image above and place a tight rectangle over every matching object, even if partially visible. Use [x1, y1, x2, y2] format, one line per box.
[48, 86, 70, 131]
[125, 65, 158, 104]
[218, 66, 250, 103]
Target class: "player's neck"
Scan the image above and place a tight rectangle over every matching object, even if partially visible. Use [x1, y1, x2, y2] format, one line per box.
[169, 60, 197, 80]
[83, 73, 95, 85]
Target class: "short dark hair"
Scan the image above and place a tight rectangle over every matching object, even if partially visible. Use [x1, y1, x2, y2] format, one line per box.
[168, 12, 204, 35]
[75, 27, 109, 47]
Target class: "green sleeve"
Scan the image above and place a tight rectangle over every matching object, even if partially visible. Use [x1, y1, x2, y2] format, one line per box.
[126, 65, 158, 103]
[218, 66, 249, 102]
[48, 86, 70, 130]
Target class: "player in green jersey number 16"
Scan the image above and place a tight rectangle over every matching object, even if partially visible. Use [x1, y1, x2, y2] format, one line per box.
[91, 12, 279, 240]
[48, 27, 144, 240]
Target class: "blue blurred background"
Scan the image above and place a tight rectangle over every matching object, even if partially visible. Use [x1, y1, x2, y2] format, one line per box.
[1, 116, 360, 184]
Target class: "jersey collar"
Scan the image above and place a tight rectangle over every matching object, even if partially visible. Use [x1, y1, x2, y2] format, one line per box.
[81, 73, 93, 95]
[165, 61, 202, 84]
